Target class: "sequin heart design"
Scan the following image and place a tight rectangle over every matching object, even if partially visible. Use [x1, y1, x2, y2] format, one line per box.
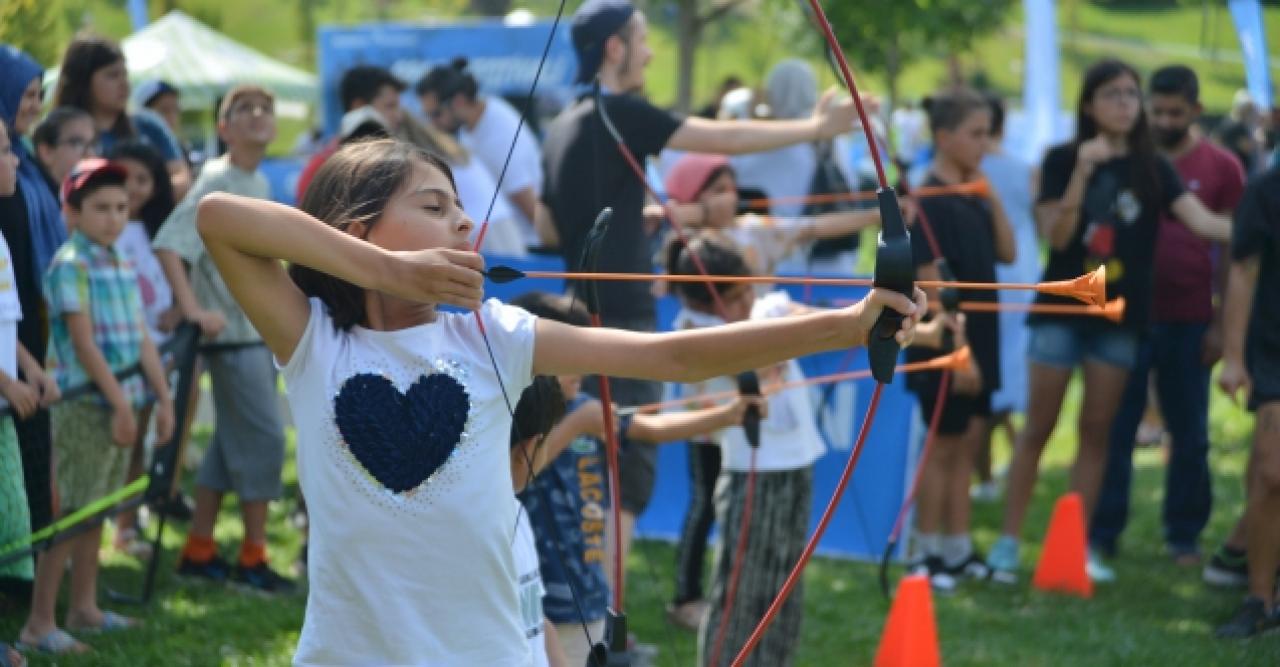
[334, 373, 470, 494]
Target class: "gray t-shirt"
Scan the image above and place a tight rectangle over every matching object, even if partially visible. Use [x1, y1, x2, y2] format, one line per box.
[153, 155, 269, 346]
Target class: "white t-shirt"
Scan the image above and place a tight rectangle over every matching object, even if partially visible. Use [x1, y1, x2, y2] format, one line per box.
[115, 222, 173, 343]
[670, 292, 826, 472]
[513, 499, 550, 667]
[460, 96, 542, 244]
[724, 215, 813, 283]
[453, 156, 527, 258]
[281, 298, 537, 666]
[0, 234, 22, 380]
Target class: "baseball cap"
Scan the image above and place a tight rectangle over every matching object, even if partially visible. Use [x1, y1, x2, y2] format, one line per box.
[62, 158, 127, 207]
[664, 153, 730, 204]
[570, 0, 635, 85]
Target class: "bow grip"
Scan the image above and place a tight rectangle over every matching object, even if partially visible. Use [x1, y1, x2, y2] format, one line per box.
[868, 188, 915, 384]
[737, 371, 762, 448]
[580, 207, 614, 316]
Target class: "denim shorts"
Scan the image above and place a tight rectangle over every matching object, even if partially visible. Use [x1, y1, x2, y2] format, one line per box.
[1027, 321, 1139, 370]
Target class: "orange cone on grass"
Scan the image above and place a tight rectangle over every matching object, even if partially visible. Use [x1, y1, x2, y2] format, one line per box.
[873, 574, 941, 667]
[1032, 492, 1094, 598]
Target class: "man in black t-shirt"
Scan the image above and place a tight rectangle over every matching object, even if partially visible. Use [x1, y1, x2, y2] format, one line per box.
[540, 0, 861, 586]
[1214, 165, 1280, 638]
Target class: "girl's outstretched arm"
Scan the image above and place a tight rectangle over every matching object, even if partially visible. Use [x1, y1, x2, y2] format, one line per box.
[196, 193, 485, 364]
[533, 287, 925, 382]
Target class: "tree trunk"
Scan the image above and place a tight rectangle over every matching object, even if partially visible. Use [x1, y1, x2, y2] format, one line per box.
[885, 40, 901, 116]
[675, 0, 700, 113]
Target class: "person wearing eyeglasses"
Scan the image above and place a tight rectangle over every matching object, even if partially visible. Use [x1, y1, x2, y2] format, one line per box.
[153, 85, 296, 596]
[33, 107, 98, 188]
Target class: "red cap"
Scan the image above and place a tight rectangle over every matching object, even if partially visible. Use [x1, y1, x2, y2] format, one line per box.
[61, 158, 128, 206]
[663, 153, 730, 204]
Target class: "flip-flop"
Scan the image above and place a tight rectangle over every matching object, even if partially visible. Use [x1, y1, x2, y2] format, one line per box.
[0, 642, 24, 667]
[14, 628, 82, 655]
[67, 610, 137, 634]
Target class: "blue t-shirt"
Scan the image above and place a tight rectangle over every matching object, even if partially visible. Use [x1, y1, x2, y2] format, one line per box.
[96, 109, 182, 162]
[518, 395, 612, 624]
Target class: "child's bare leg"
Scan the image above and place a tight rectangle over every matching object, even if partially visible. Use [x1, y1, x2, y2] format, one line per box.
[115, 405, 152, 541]
[20, 538, 80, 648]
[239, 499, 270, 567]
[189, 486, 223, 539]
[65, 526, 106, 626]
[946, 417, 987, 535]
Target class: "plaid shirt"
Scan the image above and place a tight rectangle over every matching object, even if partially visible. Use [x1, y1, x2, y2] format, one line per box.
[44, 231, 148, 408]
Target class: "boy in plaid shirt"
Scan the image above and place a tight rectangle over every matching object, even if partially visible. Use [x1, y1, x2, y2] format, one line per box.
[18, 159, 174, 655]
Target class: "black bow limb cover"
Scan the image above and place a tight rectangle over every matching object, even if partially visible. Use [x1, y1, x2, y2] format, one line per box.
[737, 371, 762, 448]
[868, 188, 915, 383]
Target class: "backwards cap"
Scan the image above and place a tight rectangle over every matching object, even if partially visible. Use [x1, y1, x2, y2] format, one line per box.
[570, 0, 635, 85]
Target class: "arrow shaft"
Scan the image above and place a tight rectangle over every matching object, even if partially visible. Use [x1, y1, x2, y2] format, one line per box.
[523, 270, 1044, 292]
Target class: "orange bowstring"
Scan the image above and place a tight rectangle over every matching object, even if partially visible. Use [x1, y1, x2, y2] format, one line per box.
[618, 347, 972, 416]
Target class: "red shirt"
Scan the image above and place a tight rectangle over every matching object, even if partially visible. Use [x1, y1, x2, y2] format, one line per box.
[1152, 140, 1245, 323]
[295, 140, 339, 204]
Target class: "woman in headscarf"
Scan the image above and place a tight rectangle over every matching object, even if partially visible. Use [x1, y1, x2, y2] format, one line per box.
[0, 45, 68, 558]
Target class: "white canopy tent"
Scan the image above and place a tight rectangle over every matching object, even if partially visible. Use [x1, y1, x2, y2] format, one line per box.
[44, 10, 316, 119]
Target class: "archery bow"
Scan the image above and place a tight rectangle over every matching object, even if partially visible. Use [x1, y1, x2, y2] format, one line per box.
[727, 0, 916, 662]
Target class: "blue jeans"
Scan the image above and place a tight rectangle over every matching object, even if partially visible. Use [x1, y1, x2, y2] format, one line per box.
[1090, 322, 1213, 554]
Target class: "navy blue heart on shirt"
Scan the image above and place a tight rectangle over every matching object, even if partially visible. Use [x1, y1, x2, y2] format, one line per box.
[334, 373, 471, 494]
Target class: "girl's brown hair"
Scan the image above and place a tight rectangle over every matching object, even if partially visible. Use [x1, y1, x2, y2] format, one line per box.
[54, 33, 133, 139]
[663, 231, 751, 310]
[291, 138, 457, 330]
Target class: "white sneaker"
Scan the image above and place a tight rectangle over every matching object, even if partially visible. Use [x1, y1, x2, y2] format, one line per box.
[1086, 549, 1115, 583]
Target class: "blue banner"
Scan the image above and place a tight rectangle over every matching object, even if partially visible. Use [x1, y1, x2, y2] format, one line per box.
[316, 20, 578, 136]
[1020, 0, 1063, 163]
[127, 0, 149, 32]
[1228, 0, 1273, 112]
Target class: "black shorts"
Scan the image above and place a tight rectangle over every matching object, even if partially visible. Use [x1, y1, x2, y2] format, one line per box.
[1248, 347, 1280, 412]
[912, 382, 993, 436]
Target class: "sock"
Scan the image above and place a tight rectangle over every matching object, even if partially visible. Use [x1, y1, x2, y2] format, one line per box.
[182, 535, 217, 563]
[239, 541, 268, 568]
[941, 534, 973, 568]
[917, 532, 942, 558]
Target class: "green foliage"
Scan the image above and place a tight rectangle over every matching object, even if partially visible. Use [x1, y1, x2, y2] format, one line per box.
[0, 0, 66, 66]
[816, 0, 1016, 102]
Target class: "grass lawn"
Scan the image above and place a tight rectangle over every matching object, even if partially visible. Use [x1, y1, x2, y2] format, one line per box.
[0, 372, 1274, 665]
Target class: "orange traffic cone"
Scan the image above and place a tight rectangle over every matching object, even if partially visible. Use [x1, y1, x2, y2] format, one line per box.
[874, 575, 941, 667]
[1032, 492, 1094, 598]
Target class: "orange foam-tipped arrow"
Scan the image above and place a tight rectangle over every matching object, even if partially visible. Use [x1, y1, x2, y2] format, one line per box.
[740, 179, 990, 210]
[504, 269, 1102, 305]
[936, 296, 1125, 321]
[1037, 264, 1107, 307]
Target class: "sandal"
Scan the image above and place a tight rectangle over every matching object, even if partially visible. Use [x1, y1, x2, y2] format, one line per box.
[14, 628, 86, 655]
[67, 610, 138, 634]
[0, 643, 24, 667]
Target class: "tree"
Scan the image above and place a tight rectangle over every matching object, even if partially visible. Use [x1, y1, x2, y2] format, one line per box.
[816, 0, 1016, 110]
[657, 0, 753, 112]
[0, 0, 64, 66]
